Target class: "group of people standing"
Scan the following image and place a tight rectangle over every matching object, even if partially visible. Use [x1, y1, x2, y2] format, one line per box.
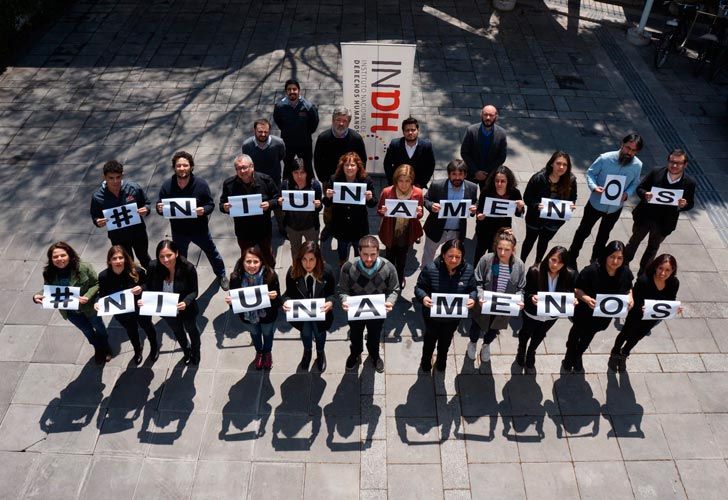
[32, 90, 696, 379]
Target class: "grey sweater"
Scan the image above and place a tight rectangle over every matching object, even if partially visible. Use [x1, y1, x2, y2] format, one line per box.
[338, 257, 400, 306]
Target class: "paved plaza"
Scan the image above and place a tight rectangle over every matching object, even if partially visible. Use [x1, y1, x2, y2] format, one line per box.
[1, 0, 728, 498]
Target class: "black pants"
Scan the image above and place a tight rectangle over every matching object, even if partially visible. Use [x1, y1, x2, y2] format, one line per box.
[563, 317, 609, 368]
[520, 225, 557, 265]
[569, 203, 622, 264]
[473, 223, 498, 266]
[386, 245, 408, 285]
[349, 319, 384, 359]
[624, 219, 668, 275]
[611, 317, 659, 356]
[164, 312, 201, 357]
[422, 318, 458, 361]
[115, 312, 158, 353]
[284, 143, 313, 173]
[518, 315, 557, 358]
[237, 233, 274, 266]
[111, 230, 151, 268]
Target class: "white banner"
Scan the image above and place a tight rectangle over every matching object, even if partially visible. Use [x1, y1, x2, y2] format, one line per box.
[600, 175, 626, 206]
[430, 293, 470, 319]
[229, 285, 271, 314]
[480, 291, 521, 317]
[228, 194, 263, 217]
[42, 285, 81, 310]
[648, 188, 683, 206]
[333, 182, 367, 205]
[593, 294, 630, 318]
[346, 294, 386, 321]
[97, 289, 136, 316]
[103, 203, 142, 231]
[281, 190, 316, 211]
[536, 292, 575, 318]
[643, 299, 681, 320]
[482, 198, 517, 217]
[438, 199, 470, 219]
[384, 199, 418, 218]
[540, 198, 572, 221]
[341, 42, 416, 175]
[162, 198, 197, 219]
[286, 299, 326, 322]
[139, 291, 179, 317]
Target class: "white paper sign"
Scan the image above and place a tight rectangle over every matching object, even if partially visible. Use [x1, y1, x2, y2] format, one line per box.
[346, 294, 386, 321]
[228, 194, 263, 217]
[333, 182, 367, 205]
[438, 199, 470, 219]
[162, 198, 198, 219]
[600, 175, 627, 206]
[42, 285, 81, 310]
[480, 291, 521, 317]
[229, 285, 271, 314]
[281, 190, 316, 211]
[103, 203, 142, 231]
[139, 291, 179, 317]
[482, 198, 517, 217]
[97, 289, 136, 316]
[539, 198, 572, 221]
[384, 199, 418, 218]
[593, 294, 630, 318]
[643, 300, 681, 320]
[536, 292, 575, 318]
[286, 299, 326, 322]
[648, 188, 683, 206]
[430, 293, 470, 318]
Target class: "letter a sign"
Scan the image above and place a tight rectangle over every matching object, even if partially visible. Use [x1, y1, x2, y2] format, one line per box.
[347, 294, 386, 321]
[384, 199, 418, 218]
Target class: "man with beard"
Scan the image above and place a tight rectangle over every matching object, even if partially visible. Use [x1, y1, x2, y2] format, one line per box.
[568, 134, 644, 267]
[420, 159, 478, 267]
[156, 151, 229, 290]
[273, 78, 319, 170]
[460, 104, 508, 186]
[383, 117, 436, 189]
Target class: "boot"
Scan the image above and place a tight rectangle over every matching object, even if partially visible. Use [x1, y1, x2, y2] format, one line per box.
[254, 351, 264, 370]
[299, 349, 312, 371]
[525, 349, 536, 371]
[515, 341, 526, 367]
[182, 347, 191, 365]
[316, 351, 327, 372]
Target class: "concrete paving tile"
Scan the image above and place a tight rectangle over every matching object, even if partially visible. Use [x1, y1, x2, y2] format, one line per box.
[625, 460, 686, 500]
[303, 463, 359, 500]
[22, 453, 91, 499]
[706, 319, 728, 353]
[706, 413, 728, 459]
[387, 374, 436, 418]
[549, 373, 604, 416]
[79, 456, 143, 500]
[564, 415, 621, 461]
[0, 404, 49, 451]
[209, 369, 263, 414]
[0, 361, 27, 405]
[12, 362, 76, 405]
[702, 353, 728, 371]
[388, 463, 443, 500]
[658, 354, 706, 372]
[469, 463, 524, 499]
[147, 411, 206, 459]
[107, 367, 168, 410]
[599, 371, 656, 415]
[456, 373, 506, 417]
[384, 335, 424, 375]
[574, 461, 633, 500]
[0, 451, 37, 498]
[676, 459, 728, 500]
[521, 462, 579, 500]
[134, 458, 196, 500]
[463, 416, 520, 463]
[688, 372, 728, 412]
[0, 324, 44, 361]
[249, 462, 304, 499]
[611, 412, 671, 460]
[361, 439, 386, 490]
[666, 319, 719, 353]
[644, 373, 702, 413]
[159, 367, 214, 413]
[200, 412, 257, 461]
[95, 408, 151, 457]
[660, 413, 722, 459]
[386, 417, 440, 463]
[514, 415, 572, 462]
[31, 324, 86, 363]
[40, 404, 103, 453]
[191, 460, 250, 500]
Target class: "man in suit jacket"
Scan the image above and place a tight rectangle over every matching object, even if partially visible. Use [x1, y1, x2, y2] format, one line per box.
[624, 148, 696, 274]
[460, 104, 507, 185]
[421, 159, 478, 267]
[383, 117, 436, 188]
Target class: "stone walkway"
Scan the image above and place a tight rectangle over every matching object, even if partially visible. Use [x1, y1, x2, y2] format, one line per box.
[1, 1, 728, 499]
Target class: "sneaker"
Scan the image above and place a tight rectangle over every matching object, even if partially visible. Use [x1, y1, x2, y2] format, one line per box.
[218, 275, 230, 291]
[345, 353, 360, 370]
[466, 341, 477, 360]
[263, 352, 273, 370]
[373, 356, 385, 373]
[480, 343, 491, 362]
[254, 352, 264, 370]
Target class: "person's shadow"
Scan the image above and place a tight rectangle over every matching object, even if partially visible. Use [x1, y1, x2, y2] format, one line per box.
[601, 370, 644, 439]
[39, 361, 105, 434]
[98, 363, 155, 434]
[455, 356, 498, 441]
[545, 373, 600, 439]
[385, 296, 423, 342]
[219, 361, 270, 440]
[271, 373, 323, 451]
[138, 366, 197, 444]
[324, 370, 371, 451]
[500, 373, 545, 442]
[393, 373, 439, 445]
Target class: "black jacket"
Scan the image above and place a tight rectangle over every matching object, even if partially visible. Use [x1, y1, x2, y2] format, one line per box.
[98, 266, 148, 297]
[321, 174, 377, 241]
[313, 128, 367, 182]
[423, 178, 479, 242]
[144, 257, 199, 315]
[219, 172, 279, 239]
[415, 257, 478, 322]
[476, 186, 524, 232]
[522, 265, 578, 316]
[230, 271, 281, 324]
[273, 97, 319, 148]
[460, 122, 507, 180]
[90, 180, 149, 239]
[279, 178, 323, 231]
[282, 263, 337, 332]
[383, 137, 436, 188]
[632, 166, 696, 235]
[523, 169, 578, 230]
[156, 174, 215, 235]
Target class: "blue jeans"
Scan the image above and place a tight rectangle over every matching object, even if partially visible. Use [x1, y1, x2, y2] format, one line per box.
[172, 228, 226, 278]
[300, 322, 327, 351]
[248, 321, 276, 353]
[66, 311, 110, 351]
[337, 239, 360, 261]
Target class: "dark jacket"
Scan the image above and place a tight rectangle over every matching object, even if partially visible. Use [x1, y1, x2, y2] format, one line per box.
[476, 186, 524, 233]
[632, 166, 696, 235]
[377, 185, 424, 248]
[313, 128, 367, 182]
[623, 272, 679, 331]
[423, 178, 479, 242]
[241, 136, 286, 183]
[273, 97, 319, 148]
[523, 169, 578, 230]
[522, 265, 578, 316]
[573, 262, 633, 330]
[321, 174, 377, 242]
[98, 266, 147, 297]
[90, 180, 149, 239]
[383, 137, 436, 188]
[279, 178, 323, 231]
[230, 270, 281, 324]
[156, 174, 215, 235]
[283, 263, 337, 332]
[415, 257, 477, 322]
[144, 257, 199, 315]
[219, 172, 279, 239]
[460, 122, 507, 180]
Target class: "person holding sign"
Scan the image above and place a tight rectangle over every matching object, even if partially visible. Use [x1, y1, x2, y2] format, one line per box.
[142, 240, 201, 365]
[89, 160, 151, 268]
[562, 241, 634, 373]
[278, 156, 323, 261]
[609, 254, 681, 372]
[521, 152, 578, 265]
[338, 236, 400, 373]
[282, 242, 336, 372]
[415, 239, 477, 372]
[156, 151, 229, 290]
[377, 164, 424, 288]
[32, 242, 112, 364]
[473, 165, 524, 265]
[568, 134, 644, 267]
[517, 246, 577, 372]
[467, 229, 526, 363]
[322, 152, 377, 266]
[96, 246, 159, 364]
[624, 149, 696, 275]
[219, 154, 279, 266]
[225, 245, 281, 371]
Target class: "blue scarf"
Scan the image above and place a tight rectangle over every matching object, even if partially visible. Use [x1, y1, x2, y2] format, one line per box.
[357, 257, 382, 277]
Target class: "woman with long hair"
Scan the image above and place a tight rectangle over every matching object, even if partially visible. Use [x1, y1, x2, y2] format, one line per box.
[521, 151, 578, 264]
[282, 241, 336, 372]
[226, 245, 281, 370]
[141, 240, 201, 365]
[96, 246, 159, 364]
[278, 156, 323, 260]
[33, 241, 112, 364]
[377, 163, 424, 287]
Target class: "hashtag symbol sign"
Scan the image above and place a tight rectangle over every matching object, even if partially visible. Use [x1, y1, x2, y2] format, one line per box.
[109, 205, 133, 229]
[50, 287, 73, 309]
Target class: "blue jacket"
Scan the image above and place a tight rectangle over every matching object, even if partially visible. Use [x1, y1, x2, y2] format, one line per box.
[586, 151, 642, 214]
[90, 180, 149, 238]
[415, 257, 477, 322]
